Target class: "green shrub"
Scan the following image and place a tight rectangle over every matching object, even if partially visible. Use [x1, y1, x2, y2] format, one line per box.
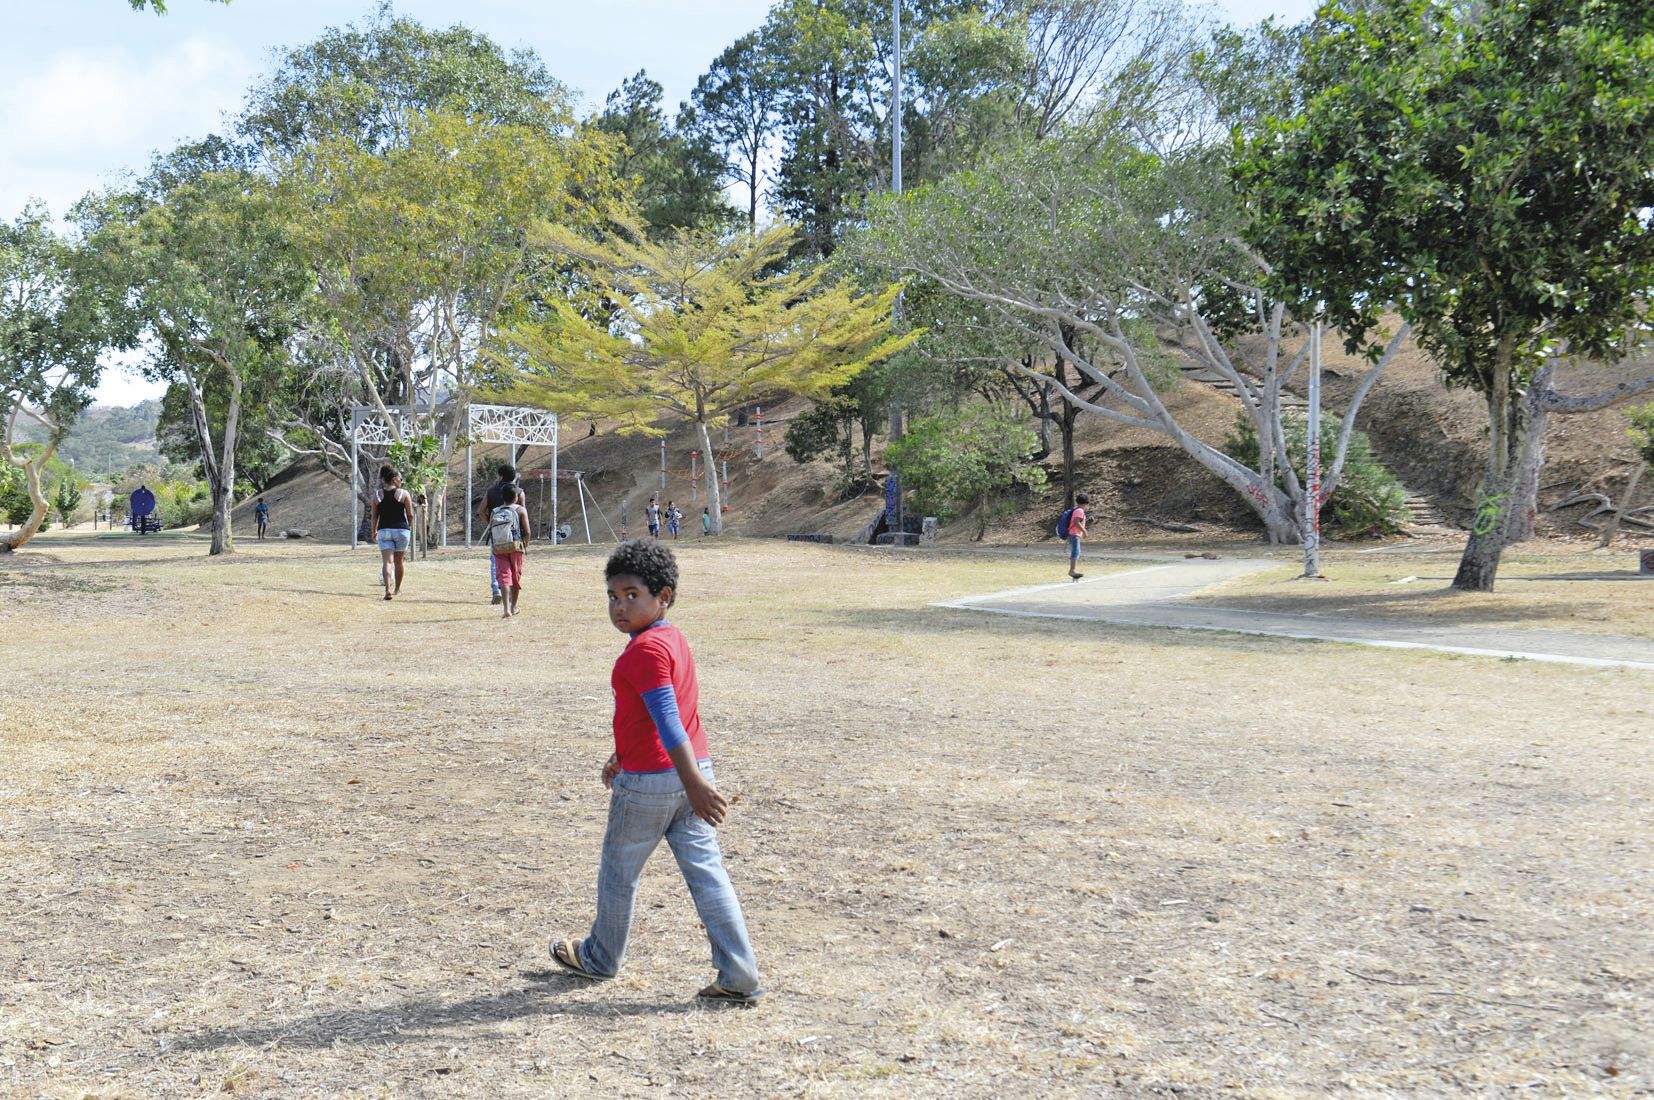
[0, 469, 31, 525]
[1223, 413, 1408, 538]
[52, 475, 83, 528]
[153, 480, 212, 529]
[886, 404, 1047, 533]
[1627, 403, 1654, 467]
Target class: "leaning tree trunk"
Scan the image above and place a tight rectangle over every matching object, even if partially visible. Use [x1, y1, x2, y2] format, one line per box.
[1453, 357, 1529, 592]
[1599, 463, 1647, 550]
[698, 419, 724, 534]
[0, 438, 60, 552]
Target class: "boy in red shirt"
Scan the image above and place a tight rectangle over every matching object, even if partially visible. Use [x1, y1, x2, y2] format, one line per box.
[549, 539, 763, 1004]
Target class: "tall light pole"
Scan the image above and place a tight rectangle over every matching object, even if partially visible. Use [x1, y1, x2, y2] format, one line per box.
[892, 0, 902, 198]
[887, 0, 907, 540]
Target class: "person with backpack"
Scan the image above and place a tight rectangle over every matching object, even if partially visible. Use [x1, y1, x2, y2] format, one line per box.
[370, 465, 415, 601]
[1058, 492, 1089, 581]
[488, 484, 532, 619]
[480, 466, 528, 606]
[253, 496, 270, 540]
[666, 500, 681, 540]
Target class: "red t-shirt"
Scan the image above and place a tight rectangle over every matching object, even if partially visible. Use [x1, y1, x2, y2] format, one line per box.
[1069, 506, 1087, 538]
[611, 622, 709, 772]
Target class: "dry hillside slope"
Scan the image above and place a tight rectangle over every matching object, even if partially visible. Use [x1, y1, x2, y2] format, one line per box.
[220, 338, 1649, 549]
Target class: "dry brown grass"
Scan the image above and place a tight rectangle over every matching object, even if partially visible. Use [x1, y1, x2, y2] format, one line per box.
[1, 533, 1650, 1098]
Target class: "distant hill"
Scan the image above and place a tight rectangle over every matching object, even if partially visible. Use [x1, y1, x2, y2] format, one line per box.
[16, 400, 164, 479]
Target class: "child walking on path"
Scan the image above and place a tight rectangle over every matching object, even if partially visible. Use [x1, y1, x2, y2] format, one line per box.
[548, 540, 763, 1005]
[1065, 492, 1089, 581]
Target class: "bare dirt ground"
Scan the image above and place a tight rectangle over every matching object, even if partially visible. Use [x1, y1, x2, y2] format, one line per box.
[1, 534, 1650, 1098]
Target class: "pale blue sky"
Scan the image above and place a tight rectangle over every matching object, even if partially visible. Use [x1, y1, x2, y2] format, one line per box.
[0, 0, 1314, 403]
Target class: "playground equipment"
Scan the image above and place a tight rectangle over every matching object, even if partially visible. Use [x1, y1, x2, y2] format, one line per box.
[345, 403, 562, 551]
[462, 404, 559, 549]
[129, 486, 160, 534]
[524, 468, 616, 544]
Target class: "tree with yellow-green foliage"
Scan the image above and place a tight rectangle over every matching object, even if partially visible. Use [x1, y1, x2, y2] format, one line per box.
[499, 221, 917, 532]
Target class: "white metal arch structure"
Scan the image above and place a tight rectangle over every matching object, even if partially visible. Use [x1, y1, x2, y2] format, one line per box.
[349, 405, 426, 551]
[464, 403, 559, 547]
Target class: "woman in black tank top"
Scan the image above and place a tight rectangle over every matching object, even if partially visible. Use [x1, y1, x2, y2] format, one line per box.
[377, 486, 410, 529]
[371, 465, 413, 600]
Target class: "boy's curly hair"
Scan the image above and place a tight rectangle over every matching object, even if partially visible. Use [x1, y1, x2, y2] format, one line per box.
[605, 538, 679, 598]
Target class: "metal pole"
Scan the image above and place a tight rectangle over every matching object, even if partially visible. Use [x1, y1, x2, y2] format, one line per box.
[1303, 320, 1323, 578]
[660, 439, 667, 491]
[350, 430, 360, 551]
[551, 423, 559, 547]
[754, 406, 764, 459]
[691, 450, 699, 504]
[578, 474, 593, 544]
[722, 459, 730, 509]
[888, 0, 907, 448]
[892, 0, 902, 196]
[465, 442, 473, 547]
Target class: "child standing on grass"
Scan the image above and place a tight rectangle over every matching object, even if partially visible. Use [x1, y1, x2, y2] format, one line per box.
[549, 539, 763, 1005]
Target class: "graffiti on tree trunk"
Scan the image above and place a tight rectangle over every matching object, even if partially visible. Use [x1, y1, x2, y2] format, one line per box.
[1472, 491, 1509, 536]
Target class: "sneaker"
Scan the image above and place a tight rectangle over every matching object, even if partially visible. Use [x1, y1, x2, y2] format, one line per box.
[490, 592, 503, 605]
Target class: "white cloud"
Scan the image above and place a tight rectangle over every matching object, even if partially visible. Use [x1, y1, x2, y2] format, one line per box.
[0, 36, 254, 220]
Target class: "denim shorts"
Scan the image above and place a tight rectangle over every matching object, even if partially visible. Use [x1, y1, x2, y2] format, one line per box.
[1068, 533, 1082, 558]
[377, 528, 411, 552]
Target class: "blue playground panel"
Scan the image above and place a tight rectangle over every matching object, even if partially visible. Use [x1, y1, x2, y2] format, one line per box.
[129, 487, 161, 534]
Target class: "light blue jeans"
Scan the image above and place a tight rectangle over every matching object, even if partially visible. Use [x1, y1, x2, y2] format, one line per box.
[578, 762, 761, 993]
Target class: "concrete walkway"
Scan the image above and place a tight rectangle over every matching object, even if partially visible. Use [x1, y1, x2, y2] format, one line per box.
[938, 556, 1654, 671]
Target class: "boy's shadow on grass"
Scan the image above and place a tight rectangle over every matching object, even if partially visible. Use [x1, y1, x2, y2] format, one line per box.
[171, 970, 691, 1053]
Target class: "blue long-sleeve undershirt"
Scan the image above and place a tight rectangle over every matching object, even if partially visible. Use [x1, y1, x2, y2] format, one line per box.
[639, 685, 690, 752]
